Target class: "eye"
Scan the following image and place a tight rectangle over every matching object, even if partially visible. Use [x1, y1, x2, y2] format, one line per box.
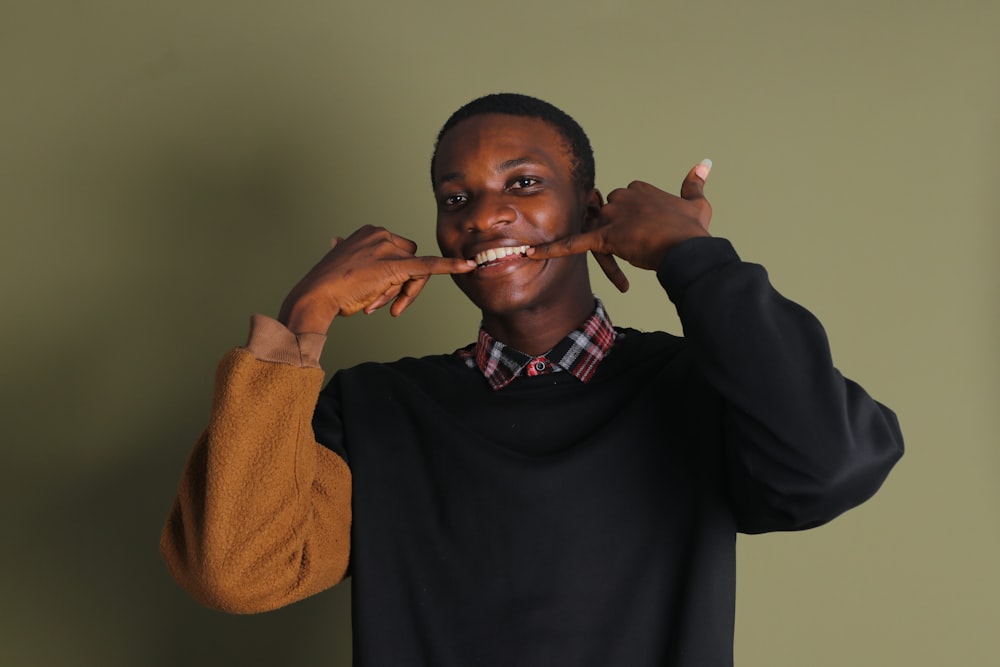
[439, 193, 468, 207]
[510, 177, 539, 190]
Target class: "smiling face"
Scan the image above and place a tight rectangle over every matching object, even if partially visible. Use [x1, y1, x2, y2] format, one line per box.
[434, 114, 598, 329]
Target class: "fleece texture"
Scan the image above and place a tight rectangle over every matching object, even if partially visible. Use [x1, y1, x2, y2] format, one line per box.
[161, 349, 351, 613]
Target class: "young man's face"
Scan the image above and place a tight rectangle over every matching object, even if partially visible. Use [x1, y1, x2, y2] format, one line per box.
[434, 113, 595, 318]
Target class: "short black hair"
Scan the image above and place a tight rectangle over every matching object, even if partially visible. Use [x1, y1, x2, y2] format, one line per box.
[431, 93, 595, 192]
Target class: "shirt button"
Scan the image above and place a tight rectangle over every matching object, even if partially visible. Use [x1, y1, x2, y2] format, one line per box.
[533, 361, 546, 372]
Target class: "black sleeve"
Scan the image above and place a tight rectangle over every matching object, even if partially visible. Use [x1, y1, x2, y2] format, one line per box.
[657, 237, 904, 534]
[313, 373, 351, 468]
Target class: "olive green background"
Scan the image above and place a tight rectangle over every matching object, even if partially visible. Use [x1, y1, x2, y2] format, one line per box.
[2, 1, 997, 665]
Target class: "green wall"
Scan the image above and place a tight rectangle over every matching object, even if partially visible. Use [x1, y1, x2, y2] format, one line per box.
[2, 1, 997, 664]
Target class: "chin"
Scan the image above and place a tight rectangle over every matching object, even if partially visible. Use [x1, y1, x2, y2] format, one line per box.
[451, 251, 591, 316]
[453, 278, 526, 316]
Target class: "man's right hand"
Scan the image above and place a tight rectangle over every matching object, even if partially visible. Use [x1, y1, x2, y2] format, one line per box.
[277, 225, 476, 334]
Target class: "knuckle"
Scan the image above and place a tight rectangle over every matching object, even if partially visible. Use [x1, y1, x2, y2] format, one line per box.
[361, 226, 390, 242]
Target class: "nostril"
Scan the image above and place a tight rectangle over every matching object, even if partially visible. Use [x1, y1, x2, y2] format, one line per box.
[464, 201, 516, 232]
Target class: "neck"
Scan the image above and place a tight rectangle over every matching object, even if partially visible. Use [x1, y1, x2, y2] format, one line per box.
[480, 286, 595, 356]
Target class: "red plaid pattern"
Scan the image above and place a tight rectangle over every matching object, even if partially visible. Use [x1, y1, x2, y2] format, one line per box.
[456, 299, 618, 390]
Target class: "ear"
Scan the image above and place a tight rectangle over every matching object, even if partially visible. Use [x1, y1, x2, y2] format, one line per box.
[582, 188, 604, 232]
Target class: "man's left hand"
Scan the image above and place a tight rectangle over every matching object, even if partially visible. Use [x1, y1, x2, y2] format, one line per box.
[528, 160, 714, 292]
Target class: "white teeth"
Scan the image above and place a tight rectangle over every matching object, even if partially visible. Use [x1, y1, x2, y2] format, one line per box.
[474, 245, 530, 266]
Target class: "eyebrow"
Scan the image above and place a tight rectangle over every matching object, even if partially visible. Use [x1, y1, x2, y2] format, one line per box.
[434, 156, 541, 188]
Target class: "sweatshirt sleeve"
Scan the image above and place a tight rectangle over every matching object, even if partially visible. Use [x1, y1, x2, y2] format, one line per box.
[160, 319, 352, 613]
[657, 237, 904, 534]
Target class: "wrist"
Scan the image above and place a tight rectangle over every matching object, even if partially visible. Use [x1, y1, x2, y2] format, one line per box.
[648, 227, 711, 269]
[278, 293, 338, 335]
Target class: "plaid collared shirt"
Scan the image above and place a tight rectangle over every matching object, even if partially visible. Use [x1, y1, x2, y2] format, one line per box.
[456, 298, 619, 390]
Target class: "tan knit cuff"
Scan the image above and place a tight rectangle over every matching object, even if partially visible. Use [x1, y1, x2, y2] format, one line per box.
[244, 314, 326, 368]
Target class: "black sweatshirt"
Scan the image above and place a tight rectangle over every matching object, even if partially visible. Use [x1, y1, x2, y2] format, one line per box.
[312, 237, 904, 666]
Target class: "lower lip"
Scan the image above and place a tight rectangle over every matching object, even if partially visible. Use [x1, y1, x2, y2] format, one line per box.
[473, 254, 531, 275]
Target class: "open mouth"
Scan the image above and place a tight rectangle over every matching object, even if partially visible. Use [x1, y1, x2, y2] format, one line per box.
[473, 245, 531, 269]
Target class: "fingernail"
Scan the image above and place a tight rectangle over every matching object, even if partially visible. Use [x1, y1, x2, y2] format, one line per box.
[695, 158, 713, 181]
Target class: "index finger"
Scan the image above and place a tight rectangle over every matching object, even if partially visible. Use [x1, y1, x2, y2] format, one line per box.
[396, 255, 477, 277]
[526, 231, 602, 260]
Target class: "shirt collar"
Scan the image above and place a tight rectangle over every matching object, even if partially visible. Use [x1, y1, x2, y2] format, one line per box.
[457, 298, 618, 390]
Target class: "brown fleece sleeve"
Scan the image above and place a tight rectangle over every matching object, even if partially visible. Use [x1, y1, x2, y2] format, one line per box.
[160, 348, 351, 613]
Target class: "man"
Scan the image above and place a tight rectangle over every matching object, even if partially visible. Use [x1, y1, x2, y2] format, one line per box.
[162, 93, 903, 666]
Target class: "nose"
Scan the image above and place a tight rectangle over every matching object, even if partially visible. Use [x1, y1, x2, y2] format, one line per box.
[463, 193, 516, 232]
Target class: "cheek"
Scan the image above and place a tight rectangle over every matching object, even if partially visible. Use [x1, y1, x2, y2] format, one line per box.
[535, 208, 578, 239]
[435, 223, 453, 255]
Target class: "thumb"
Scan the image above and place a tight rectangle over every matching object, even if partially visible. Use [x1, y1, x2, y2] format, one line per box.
[680, 158, 712, 201]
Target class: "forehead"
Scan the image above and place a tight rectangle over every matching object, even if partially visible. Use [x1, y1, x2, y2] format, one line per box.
[433, 114, 573, 183]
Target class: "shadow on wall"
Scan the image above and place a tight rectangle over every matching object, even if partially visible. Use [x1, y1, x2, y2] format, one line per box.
[8, 427, 354, 666]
